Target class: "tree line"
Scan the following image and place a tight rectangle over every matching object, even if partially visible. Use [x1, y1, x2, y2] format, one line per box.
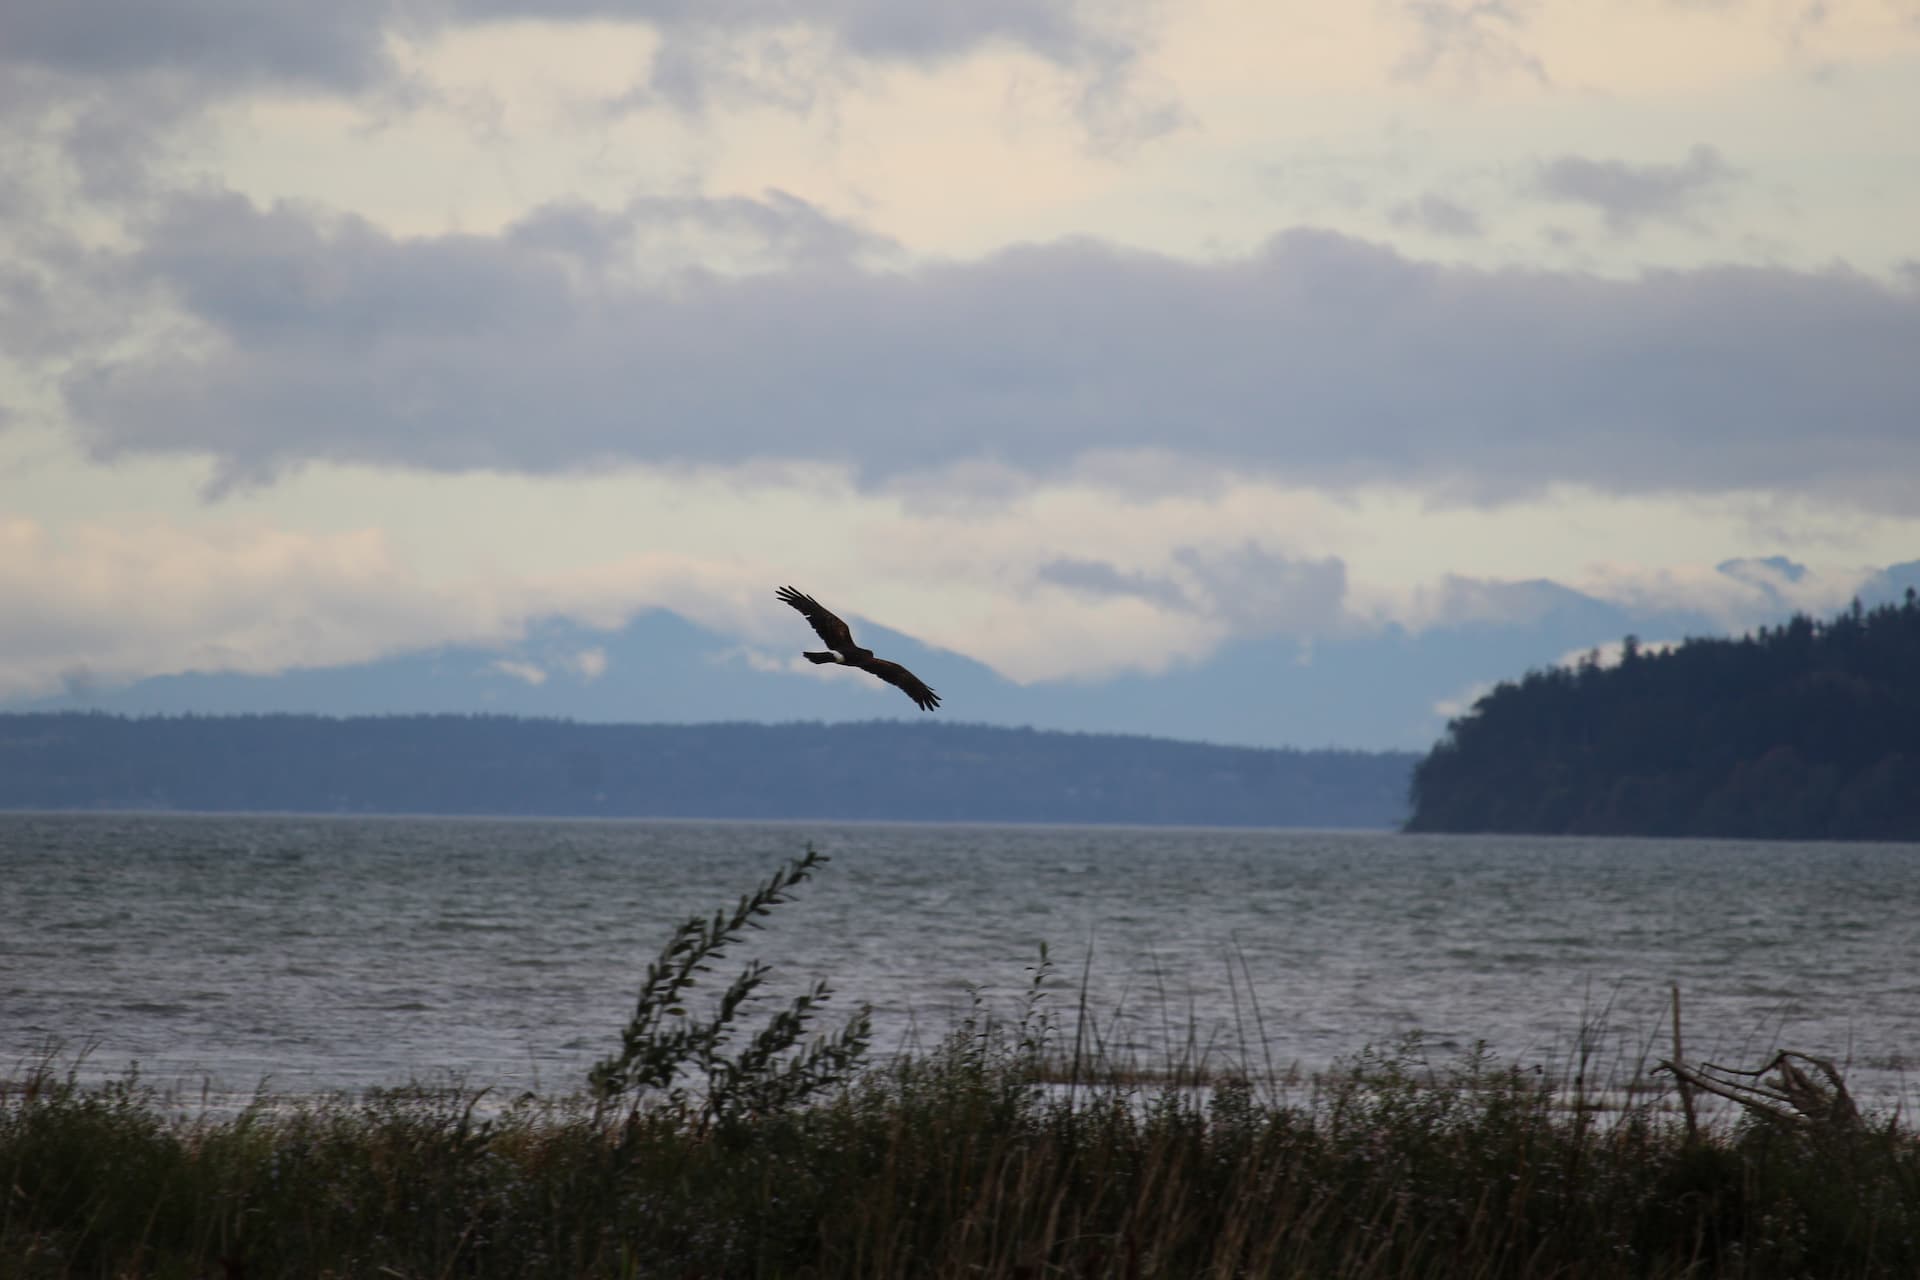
[0, 713, 1416, 829]
[1407, 589, 1920, 841]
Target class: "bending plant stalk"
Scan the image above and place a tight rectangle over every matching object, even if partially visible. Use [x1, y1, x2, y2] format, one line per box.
[588, 844, 872, 1130]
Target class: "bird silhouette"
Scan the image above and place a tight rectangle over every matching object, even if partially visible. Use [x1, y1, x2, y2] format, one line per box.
[776, 586, 940, 711]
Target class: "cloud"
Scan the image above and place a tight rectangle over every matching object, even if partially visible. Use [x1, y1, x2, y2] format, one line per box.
[563, 0, 1118, 70]
[1389, 193, 1484, 238]
[980, 593, 1227, 683]
[0, 0, 1141, 121]
[1036, 556, 1193, 611]
[511, 187, 900, 270]
[1574, 558, 1868, 629]
[1038, 544, 1348, 636]
[1532, 144, 1743, 234]
[1171, 544, 1349, 632]
[0, 517, 506, 698]
[0, 514, 771, 700]
[1392, 1, 1550, 89]
[623, 26, 836, 115]
[1717, 553, 1807, 587]
[1397, 574, 1603, 631]
[567, 647, 609, 680]
[1711, 553, 1873, 618]
[50, 194, 1920, 513]
[0, 0, 401, 93]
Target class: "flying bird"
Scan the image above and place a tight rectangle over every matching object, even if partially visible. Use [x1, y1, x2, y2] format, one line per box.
[776, 586, 941, 711]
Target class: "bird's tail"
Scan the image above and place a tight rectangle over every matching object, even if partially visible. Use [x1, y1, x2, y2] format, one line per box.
[802, 651, 839, 665]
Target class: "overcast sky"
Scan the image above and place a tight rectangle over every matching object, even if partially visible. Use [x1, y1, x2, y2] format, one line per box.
[3, 0, 1918, 704]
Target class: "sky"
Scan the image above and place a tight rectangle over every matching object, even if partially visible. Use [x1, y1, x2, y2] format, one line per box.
[3, 0, 1919, 719]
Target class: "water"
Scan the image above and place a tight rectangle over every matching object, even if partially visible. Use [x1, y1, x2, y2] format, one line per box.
[4, 813, 1917, 1111]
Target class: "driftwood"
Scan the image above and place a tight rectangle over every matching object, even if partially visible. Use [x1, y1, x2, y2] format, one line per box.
[1656, 1049, 1859, 1131]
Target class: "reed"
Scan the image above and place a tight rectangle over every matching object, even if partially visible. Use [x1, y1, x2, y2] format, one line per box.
[5, 850, 1917, 1279]
[588, 844, 872, 1133]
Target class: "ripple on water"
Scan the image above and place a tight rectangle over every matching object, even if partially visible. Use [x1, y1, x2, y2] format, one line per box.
[3, 815, 1918, 1110]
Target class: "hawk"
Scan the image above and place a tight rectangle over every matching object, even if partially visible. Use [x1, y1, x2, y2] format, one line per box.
[776, 586, 941, 711]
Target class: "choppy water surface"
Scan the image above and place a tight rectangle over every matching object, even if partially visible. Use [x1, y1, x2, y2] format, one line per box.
[3, 813, 1917, 1108]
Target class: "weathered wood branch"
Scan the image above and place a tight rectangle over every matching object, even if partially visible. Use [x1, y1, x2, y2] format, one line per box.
[1655, 1049, 1858, 1130]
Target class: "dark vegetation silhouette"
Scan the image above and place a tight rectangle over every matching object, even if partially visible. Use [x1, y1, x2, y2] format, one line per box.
[0, 713, 1414, 827]
[1407, 589, 1920, 840]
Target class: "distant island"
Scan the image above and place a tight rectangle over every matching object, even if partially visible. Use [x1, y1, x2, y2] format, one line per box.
[0, 714, 1416, 829]
[1407, 590, 1920, 841]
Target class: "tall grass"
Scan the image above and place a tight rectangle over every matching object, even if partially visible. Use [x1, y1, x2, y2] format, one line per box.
[6, 850, 1917, 1278]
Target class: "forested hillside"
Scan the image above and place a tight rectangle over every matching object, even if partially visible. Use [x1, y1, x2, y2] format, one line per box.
[0, 714, 1415, 828]
[1407, 590, 1920, 840]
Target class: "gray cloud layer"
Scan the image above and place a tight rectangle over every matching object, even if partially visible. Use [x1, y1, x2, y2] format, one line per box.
[1037, 545, 1350, 640]
[1533, 144, 1741, 234]
[44, 190, 1920, 509]
[1390, 193, 1484, 238]
[0, 0, 1129, 105]
[0, 0, 400, 90]
[1038, 557, 1197, 611]
[1, 1, 1163, 206]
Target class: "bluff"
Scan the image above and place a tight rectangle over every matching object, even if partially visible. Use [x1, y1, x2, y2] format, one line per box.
[0, 714, 1415, 828]
[1406, 590, 1920, 841]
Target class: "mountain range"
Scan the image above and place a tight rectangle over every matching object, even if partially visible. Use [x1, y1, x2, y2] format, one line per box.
[18, 558, 1919, 751]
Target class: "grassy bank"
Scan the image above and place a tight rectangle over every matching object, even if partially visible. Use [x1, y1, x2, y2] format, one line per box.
[8, 1037, 1919, 1278]
[7, 850, 1916, 1278]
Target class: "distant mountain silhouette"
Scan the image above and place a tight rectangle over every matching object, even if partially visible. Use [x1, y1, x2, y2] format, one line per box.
[24, 610, 989, 723]
[17, 558, 1911, 750]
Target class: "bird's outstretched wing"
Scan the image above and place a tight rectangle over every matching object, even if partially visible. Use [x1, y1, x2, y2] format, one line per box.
[776, 586, 856, 654]
[862, 658, 941, 711]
